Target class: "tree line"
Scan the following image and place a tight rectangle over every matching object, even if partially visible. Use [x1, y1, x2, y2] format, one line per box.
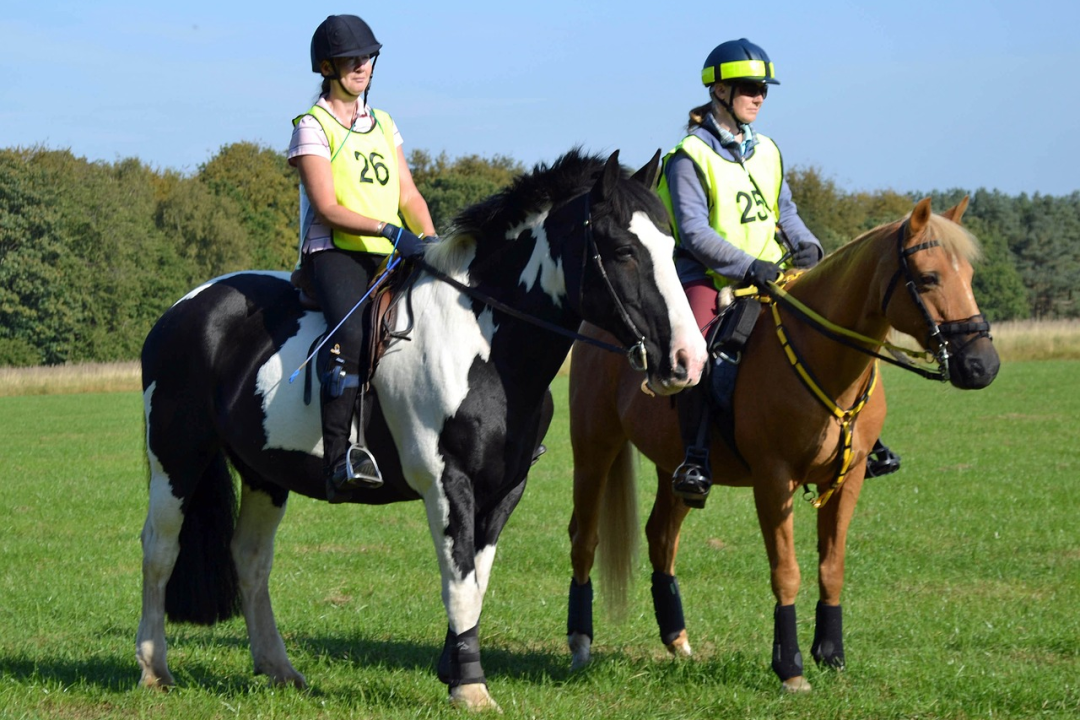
[1, 143, 1075, 366]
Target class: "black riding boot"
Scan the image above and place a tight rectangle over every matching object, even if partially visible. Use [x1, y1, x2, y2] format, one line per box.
[865, 438, 900, 477]
[672, 384, 712, 509]
[322, 358, 382, 501]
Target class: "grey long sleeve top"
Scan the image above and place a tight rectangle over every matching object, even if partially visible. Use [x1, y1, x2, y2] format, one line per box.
[665, 116, 821, 285]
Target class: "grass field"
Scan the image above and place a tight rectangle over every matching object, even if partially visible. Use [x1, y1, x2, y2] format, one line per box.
[0, 362, 1078, 719]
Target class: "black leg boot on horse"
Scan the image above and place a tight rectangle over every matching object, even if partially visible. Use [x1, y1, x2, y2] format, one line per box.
[322, 350, 382, 502]
[672, 382, 712, 509]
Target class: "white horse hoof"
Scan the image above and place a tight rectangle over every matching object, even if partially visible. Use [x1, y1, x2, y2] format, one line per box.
[449, 682, 501, 712]
[665, 630, 693, 658]
[781, 676, 812, 693]
[568, 632, 591, 671]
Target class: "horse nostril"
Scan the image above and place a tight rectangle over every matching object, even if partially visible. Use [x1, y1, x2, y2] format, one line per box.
[672, 349, 690, 381]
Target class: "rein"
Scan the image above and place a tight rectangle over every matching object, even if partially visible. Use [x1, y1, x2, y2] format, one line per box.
[414, 193, 650, 373]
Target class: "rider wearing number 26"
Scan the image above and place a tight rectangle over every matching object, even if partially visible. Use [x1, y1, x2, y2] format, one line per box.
[288, 14, 438, 499]
[657, 39, 897, 508]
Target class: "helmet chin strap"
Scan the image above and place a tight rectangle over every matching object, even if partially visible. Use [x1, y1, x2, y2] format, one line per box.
[712, 85, 751, 127]
[329, 57, 377, 106]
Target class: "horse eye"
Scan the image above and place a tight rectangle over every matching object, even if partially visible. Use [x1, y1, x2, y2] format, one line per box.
[614, 246, 635, 261]
[918, 273, 940, 289]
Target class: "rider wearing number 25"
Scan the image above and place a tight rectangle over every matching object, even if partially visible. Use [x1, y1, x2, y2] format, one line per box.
[288, 14, 437, 498]
[657, 38, 898, 508]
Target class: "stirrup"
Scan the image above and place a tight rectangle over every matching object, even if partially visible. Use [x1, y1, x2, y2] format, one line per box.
[330, 445, 384, 491]
[865, 441, 901, 478]
[672, 448, 711, 509]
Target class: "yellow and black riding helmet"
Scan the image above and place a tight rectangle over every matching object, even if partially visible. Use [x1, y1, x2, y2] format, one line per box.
[701, 38, 778, 124]
[310, 14, 383, 100]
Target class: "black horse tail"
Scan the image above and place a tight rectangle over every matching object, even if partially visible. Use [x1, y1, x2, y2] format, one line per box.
[164, 451, 241, 625]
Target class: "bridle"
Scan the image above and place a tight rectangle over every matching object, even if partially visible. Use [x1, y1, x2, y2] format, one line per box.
[764, 219, 992, 383]
[756, 218, 993, 508]
[415, 191, 651, 373]
[879, 220, 992, 381]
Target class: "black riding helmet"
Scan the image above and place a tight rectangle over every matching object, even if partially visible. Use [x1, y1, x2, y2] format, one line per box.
[310, 14, 382, 73]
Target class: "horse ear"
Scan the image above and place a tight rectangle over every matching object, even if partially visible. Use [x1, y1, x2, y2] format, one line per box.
[592, 150, 622, 202]
[630, 149, 662, 189]
[940, 195, 970, 225]
[909, 197, 933, 236]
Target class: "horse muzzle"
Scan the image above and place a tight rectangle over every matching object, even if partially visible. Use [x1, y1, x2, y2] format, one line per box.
[947, 334, 1000, 390]
[644, 332, 707, 396]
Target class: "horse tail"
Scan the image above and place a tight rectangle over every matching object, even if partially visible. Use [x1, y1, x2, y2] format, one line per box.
[597, 441, 639, 622]
[164, 451, 241, 625]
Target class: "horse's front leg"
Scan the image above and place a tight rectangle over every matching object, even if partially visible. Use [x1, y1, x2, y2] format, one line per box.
[753, 479, 811, 693]
[646, 465, 694, 658]
[811, 471, 865, 672]
[136, 472, 183, 689]
[230, 481, 306, 688]
[423, 481, 500, 712]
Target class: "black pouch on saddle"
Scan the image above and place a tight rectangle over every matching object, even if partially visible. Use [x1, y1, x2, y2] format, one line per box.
[710, 296, 762, 358]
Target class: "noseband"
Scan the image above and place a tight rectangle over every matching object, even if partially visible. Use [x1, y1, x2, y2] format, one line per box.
[880, 220, 992, 381]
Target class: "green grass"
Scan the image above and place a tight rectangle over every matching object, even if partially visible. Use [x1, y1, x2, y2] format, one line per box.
[0, 362, 1077, 718]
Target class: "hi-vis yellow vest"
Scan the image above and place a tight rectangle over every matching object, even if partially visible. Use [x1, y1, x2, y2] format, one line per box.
[293, 105, 400, 253]
[658, 133, 786, 284]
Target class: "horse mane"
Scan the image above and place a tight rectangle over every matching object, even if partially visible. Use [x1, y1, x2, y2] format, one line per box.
[422, 148, 665, 275]
[825, 211, 982, 269]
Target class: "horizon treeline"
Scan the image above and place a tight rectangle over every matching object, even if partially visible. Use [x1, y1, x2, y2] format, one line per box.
[1, 143, 1075, 366]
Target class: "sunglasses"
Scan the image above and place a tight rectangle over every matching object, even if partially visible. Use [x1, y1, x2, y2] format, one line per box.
[733, 82, 768, 98]
[338, 55, 375, 70]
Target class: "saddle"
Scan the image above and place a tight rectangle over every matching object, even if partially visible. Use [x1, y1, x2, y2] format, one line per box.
[291, 259, 422, 406]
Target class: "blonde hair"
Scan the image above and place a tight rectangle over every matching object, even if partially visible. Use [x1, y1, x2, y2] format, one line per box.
[686, 102, 713, 131]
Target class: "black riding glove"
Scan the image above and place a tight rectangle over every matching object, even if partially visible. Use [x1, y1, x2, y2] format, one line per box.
[379, 222, 426, 258]
[745, 259, 782, 287]
[791, 241, 823, 269]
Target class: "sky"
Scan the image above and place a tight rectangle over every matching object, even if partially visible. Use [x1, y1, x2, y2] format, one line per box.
[2, 0, 1076, 197]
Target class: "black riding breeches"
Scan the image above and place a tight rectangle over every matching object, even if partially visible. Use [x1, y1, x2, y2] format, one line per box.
[306, 248, 385, 373]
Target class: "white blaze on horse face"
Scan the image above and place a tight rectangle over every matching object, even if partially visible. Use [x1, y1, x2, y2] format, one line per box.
[510, 208, 566, 304]
[627, 211, 707, 386]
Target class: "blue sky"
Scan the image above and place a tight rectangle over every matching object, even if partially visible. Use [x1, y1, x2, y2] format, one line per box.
[2, 0, 1075, 196]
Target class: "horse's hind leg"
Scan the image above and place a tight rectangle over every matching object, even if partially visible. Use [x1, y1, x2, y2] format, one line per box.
[136, 465, 184, 689]
[230, 478, 306, 688]
[645, 465, 694, 658]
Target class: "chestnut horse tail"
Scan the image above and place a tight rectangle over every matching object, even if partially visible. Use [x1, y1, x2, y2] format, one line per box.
[597, 441, 639, 621]
[164, 451, 241, 625]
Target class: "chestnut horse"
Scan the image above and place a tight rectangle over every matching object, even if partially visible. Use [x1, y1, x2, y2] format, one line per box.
[565, 197, 1000, 691]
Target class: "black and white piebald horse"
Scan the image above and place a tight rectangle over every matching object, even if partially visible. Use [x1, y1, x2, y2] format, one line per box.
[136, 149, 707, 710]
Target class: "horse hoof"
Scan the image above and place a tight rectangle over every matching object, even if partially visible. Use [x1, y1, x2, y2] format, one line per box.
[268, 673, 308, 690]
[449, 683, 502, 712]
[139, 673, 175, 691]
[781, 676, 812, 693]
[568, 632, 592, 671]
[665, 630, 693, 658]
